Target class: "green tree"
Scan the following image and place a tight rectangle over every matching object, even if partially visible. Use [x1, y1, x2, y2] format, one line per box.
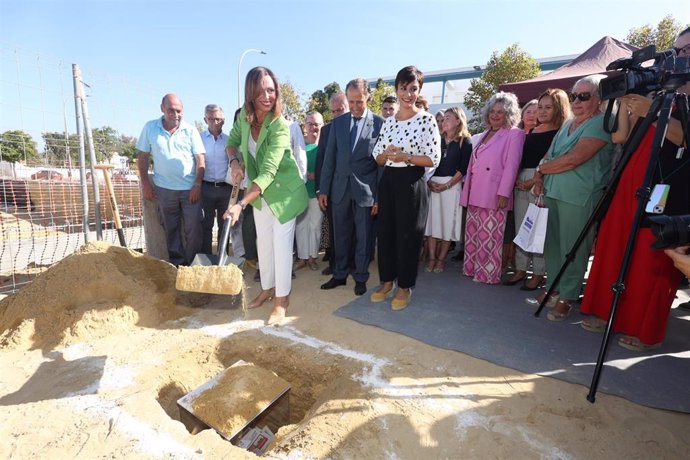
[0, 130, 39, 163]
[280, 81, 305, 123]
[120, 135, 138, 161]
[464, 43, 540, 131]
[626, 14, 687, 50]
[307, 81, 342, 122]
[43, 131, 79, 162]
[91, 126, 120, 162]
[369, 79, 395, 117]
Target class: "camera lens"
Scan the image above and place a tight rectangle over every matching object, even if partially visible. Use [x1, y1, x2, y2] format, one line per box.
[649, 215, 690, 249]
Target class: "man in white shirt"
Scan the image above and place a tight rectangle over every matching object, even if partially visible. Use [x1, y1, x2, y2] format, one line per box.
[200, 104, 243, 257]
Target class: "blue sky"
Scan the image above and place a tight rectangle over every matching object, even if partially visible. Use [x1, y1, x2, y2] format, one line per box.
[1, 0, 688, 148]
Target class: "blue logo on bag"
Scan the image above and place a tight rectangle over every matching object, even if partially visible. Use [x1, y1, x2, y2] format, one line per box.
[524, 216, 534, 230]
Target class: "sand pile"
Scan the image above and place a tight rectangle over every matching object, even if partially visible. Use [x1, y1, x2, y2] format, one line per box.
[0, 241, 195, 351]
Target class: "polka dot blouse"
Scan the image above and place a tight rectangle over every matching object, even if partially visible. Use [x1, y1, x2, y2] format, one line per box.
[372, 110, 441, 168]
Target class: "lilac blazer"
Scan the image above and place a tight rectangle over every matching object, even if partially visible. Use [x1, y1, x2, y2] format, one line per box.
[460, 127, 525, 211]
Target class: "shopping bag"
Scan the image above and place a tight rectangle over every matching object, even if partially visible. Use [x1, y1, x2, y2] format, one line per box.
[513, 200, 548, 254]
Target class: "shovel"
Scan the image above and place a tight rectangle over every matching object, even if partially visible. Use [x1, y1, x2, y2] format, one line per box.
[175, 184, 245, 295]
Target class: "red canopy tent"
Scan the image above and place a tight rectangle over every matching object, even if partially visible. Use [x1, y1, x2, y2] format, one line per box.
[500, 36, 638, 104]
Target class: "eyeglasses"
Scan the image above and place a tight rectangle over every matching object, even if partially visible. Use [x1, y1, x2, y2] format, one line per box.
[673, 44, 690, 56]
[569, 92, 592, 102]
[306, 122, 322, 128]
[206, 118, 225, 123]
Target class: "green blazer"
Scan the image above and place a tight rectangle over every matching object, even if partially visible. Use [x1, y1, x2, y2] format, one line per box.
[227, 108, 308, 224]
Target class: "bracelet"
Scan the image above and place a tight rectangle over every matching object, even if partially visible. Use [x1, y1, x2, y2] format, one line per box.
[229, 157, 239, 166]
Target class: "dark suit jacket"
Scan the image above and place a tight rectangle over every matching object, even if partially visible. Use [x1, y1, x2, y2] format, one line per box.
[314, 122, 331, 193]
[319, 110, 383, 207]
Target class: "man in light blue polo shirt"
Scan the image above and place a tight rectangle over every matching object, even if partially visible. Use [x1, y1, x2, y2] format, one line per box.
[136, 93, 206, 266]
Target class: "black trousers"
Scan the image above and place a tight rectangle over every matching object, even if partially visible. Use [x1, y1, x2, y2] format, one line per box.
[201, 182, 232, 255]
[377, 166, 428, 289]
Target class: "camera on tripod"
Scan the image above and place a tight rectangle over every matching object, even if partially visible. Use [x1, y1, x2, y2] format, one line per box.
[600, 45, 690, 100]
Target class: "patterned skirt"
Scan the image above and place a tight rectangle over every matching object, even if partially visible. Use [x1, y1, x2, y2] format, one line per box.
[462, 205, 507, 284]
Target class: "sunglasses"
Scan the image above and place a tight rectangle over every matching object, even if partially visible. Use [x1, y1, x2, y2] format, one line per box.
[569, 92, 593, 102]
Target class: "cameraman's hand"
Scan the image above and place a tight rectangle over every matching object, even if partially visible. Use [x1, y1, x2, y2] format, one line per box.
[664, 245, 690, 278]
[620, 94, 652, 119]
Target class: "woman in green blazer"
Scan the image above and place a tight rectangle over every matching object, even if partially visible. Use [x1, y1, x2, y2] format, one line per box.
[226, 66, 308, 325]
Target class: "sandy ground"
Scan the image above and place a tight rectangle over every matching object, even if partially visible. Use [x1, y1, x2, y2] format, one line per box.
[0, 242, 688, 459]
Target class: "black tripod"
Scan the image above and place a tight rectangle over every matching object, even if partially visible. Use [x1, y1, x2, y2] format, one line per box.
[532, 89, 689, 402]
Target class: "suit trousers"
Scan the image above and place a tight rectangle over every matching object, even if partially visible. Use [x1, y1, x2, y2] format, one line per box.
[254, 198, 296, 297]
[201, 182, 231, 255]
[241, 204, 258, 261]
[377, 166, 428, 289]
[296, 198, 323, 260]
[331, 194, 374, 283]
[154, 185, 202, 266]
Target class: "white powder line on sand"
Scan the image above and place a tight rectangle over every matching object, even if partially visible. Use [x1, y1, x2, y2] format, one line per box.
[195, 318, 266, 337]
[261, 326, 389, 367]
[261, 326, 397, 391]
[454, 411, 571, 459]
[69, 395, 201, 459]
[265, 448, 310, 460]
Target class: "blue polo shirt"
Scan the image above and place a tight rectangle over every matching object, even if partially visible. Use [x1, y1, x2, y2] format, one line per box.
[136, 117, 205, 190]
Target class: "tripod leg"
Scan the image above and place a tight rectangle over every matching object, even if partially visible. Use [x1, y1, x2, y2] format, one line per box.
[587, 91, 676, 403]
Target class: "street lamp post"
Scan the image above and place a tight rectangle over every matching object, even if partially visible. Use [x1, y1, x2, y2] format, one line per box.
[237, 48, 267, 108]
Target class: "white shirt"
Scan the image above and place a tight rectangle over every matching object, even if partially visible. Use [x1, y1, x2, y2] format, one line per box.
[289, 121, 307, 182]
[201, 129, 229, 182]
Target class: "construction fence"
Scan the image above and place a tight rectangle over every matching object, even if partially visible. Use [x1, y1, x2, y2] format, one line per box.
[0, 161, 146, 294]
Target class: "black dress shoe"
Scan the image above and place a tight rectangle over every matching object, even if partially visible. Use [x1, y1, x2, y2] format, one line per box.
[354, 281, 367, 296]
[321, 277, 346, 290]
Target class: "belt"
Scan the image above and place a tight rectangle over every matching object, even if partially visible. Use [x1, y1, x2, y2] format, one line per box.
[202, 180, 230, 187]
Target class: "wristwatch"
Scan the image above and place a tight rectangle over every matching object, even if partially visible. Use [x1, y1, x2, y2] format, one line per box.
[404, 154, 413, 165]
[238, 199, 247, 210]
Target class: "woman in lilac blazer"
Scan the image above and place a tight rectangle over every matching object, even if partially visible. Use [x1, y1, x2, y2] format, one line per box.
[460, 92, 525, 284]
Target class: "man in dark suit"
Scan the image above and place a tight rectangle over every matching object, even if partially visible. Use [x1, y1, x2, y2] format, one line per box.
[315, 92, 348, 276]
[318, 79, 384, 296]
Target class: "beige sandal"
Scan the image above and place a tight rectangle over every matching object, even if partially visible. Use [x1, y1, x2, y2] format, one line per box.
[425, 259, 436, 273]
[547, 299, 572, 322]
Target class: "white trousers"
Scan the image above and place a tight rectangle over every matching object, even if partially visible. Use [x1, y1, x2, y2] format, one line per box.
[254, 199, 296, 297]
[295, 198, 323, 259]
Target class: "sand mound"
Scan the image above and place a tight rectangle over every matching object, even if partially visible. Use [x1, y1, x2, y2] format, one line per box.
[0, 242, 195, 351]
